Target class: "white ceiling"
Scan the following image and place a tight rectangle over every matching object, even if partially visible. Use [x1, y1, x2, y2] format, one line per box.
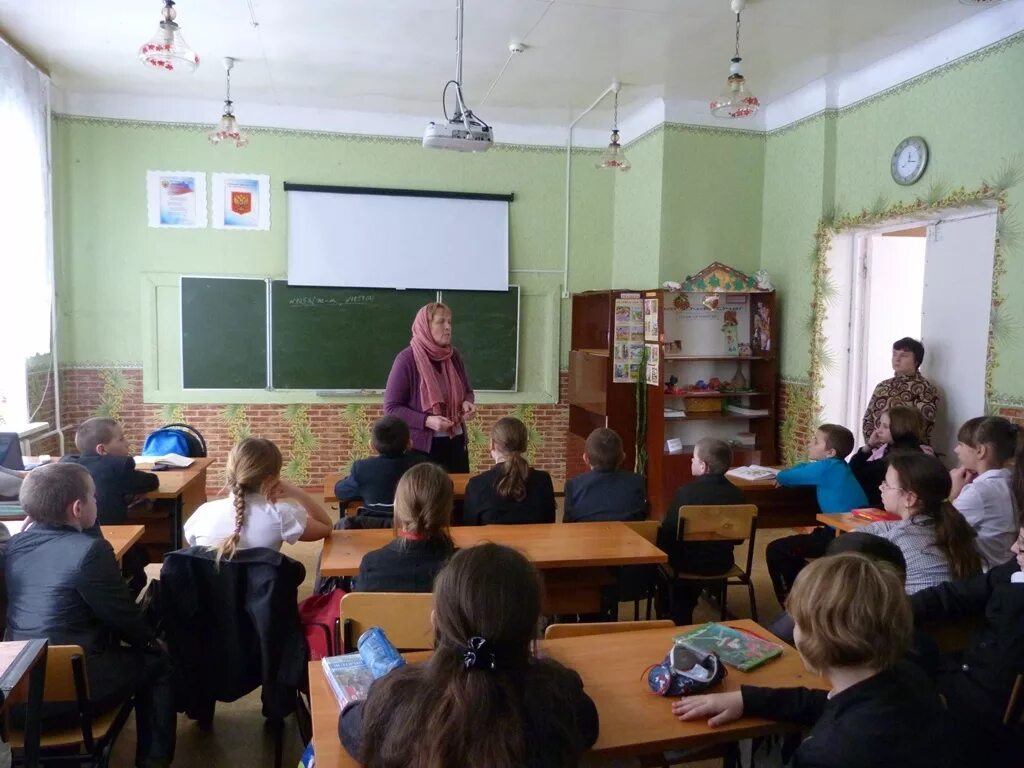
[0, 0, 1016, 132]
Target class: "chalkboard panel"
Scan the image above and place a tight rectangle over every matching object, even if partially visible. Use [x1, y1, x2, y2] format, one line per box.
[441, 287, 519, 391]
[271, 283, 435, 390]
[181, 277, 267, 389]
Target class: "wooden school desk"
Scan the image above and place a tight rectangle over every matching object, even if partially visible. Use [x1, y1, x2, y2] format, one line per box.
[132, 457, 215, 558]
[320, 521, 666, 614]
[815, 512, 870, 534]
[309, 619, 827, 767]
[2, 519, 145, 564]
[322, 472, 566, 505]
[726, 471, 819, 529]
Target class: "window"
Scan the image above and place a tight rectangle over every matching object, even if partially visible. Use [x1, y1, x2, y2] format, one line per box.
[0, 37, 51, 426]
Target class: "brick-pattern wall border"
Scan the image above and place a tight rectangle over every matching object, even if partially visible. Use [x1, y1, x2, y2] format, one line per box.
[32, 367, 571, 496]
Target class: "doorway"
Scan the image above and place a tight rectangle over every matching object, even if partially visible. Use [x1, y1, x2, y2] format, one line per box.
[820, 206, 998, 459]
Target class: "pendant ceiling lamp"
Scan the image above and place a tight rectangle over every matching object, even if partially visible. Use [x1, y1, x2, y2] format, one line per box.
[209, 57, 249, 148]
[709, 0, 759, 119]
[596, 85, 630, 172]
[138, 0, 199, 73]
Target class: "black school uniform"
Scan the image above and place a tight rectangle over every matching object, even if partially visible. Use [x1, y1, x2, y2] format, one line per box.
[60, 453, 160, 525]
[61, 453, 160, 596]
[563, 470, 646, 523]
[333, 451, 431, 516]
[848, 439, 923, 508]
[657, 473, 746, 625]
[742, 662, 952, 768]
[463, 465, 556, 526]
[352, 537, 454, 593]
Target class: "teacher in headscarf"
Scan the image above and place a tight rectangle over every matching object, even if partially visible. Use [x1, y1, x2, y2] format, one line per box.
[384, 302, 476, 473]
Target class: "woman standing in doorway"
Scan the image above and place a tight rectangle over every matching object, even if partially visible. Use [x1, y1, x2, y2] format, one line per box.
[384, 302, 475, 472]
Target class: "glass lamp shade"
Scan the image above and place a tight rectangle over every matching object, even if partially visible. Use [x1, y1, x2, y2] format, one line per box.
[138, 22, 199, 73]
[208, 108, 249, 148]
[596, 130, 631, 171]
[710, 59, 759, 119]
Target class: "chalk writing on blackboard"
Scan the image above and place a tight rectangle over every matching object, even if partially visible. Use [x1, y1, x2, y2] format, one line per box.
[288, 295, 375, 308]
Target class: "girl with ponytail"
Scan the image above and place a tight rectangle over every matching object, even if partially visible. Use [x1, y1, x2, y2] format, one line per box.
[863, 452, 982, 592]
[184, 437, 333, 560]
[340, 543, 599, 768]
[949, 416, 1021, 569]
[463, 417, 556, 525]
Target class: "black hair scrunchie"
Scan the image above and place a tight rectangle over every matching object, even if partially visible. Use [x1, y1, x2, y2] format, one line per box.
[463, 636, 497, 671]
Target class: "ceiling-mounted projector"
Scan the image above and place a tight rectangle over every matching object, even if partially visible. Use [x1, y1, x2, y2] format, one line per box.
[424, 0, 493, 152]
[423, 116, 493, 152]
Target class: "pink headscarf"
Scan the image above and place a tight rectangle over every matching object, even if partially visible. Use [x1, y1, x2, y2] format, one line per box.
[410, 304, 466, 430]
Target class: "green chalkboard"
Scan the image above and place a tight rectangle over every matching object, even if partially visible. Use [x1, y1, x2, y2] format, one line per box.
[441, 287, 519, 390]
[179, 278, 520, 391]
[181, 277, 267, 389]
[271, 283, 436, 390]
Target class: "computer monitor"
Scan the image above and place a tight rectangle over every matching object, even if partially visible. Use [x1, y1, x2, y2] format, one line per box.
[0, 433, 25, 471]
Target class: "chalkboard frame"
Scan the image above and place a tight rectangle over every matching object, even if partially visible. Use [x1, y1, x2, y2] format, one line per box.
[178, 276, 520, 393]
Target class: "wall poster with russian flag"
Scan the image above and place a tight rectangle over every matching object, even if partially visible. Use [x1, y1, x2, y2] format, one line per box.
[212, 173, 271, 230]
[146, 170, 207, 228]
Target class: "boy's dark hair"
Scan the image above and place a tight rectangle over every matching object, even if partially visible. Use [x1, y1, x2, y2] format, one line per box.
[584, 428, 623, 472]
[74, 417, 120, 455]
[892, 337, 925, 368]
[695, 437, 732, 475]
[826, 532, 907, 580]
[20, 463, 92, 526]
[371, 416, 411, 456]
[817, 424, 855, 459]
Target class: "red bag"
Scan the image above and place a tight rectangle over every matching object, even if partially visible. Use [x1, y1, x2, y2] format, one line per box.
[298, 588, 345, 660]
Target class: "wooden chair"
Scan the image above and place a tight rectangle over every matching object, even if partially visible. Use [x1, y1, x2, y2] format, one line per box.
[1004, 674, 1024, 726]
[669, 504, 759, 622]
[544, 619, 672, 640]
[3, 645, 135, 767]
[622, 520, 661, 620]
[340, 592, 434, 651]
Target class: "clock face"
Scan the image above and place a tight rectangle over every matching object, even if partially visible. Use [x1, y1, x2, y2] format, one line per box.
[891, 136, 928, 186]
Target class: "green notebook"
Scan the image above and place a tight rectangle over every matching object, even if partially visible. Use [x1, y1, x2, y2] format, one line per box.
[674, 622, 784, 672]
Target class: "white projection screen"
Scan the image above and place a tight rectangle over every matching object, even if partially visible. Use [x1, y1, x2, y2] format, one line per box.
[285, 185, 510, 290]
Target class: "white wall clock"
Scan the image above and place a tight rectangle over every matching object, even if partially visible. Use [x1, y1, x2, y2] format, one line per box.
[891, 136, 929, 186]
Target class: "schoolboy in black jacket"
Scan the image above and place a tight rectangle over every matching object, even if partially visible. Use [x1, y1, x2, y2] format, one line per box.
[333, 416, 429, 519]
[564, 428, 646, 523]
[61, 418, 159, 526]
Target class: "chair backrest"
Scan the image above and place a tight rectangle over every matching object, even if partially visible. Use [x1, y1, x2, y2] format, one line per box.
[677, 505, 757, 543]
[5, 645, 87, 706]
[544, 620, 673, 640]
[623, 520, 659, 545]
[341, 592, 434, 651]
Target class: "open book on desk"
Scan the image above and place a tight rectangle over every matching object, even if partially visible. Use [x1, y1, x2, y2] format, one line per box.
[725, 465, 778, 482]
[133, 453, 194, 469]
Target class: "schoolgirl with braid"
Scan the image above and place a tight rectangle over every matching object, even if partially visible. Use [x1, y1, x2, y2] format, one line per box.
[463, 417, 556, 525]
[184, 437, 333, 557]
[339, 543, 599, 768]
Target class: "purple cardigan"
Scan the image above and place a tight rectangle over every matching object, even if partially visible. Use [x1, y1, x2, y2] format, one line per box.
[384, 347, 474, 453]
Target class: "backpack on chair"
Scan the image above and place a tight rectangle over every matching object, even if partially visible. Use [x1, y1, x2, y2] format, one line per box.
[142, 423, 208, 458]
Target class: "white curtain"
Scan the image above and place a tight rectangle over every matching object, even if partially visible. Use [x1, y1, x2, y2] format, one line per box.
[0, 36, 50, 425]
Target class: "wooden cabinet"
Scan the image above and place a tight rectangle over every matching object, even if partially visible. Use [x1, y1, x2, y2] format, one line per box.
[568, 265, 779, 518]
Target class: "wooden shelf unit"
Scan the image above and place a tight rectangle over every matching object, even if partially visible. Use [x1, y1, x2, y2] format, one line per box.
[568, 287, 779, 518]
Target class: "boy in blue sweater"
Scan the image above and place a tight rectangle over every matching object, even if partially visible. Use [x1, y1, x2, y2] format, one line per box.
[766, 424, 867, 604]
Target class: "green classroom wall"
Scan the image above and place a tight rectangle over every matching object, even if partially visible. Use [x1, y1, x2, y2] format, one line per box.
[761, 31, 1024, 407]
[51, 30, 1024, 408]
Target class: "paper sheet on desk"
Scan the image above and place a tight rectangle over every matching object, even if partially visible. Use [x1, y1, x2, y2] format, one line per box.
[133, 453, 194, 469]
[726, 465, 778, 481]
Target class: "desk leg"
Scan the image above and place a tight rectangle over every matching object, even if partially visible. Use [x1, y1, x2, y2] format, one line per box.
[22, 645, 47, 768]
[171, 495, 183, 551]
